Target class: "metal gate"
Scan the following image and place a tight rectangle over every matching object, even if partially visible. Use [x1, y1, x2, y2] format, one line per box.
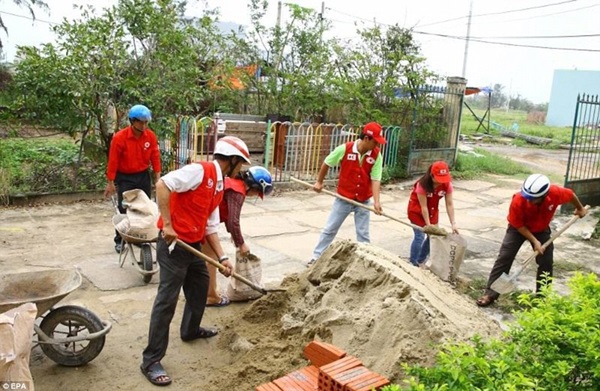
[565, 94, 600, 207]
[407, 84, 464, 174]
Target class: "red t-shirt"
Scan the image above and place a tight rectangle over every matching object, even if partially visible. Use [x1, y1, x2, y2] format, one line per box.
[106, 126, 161, 180]
[507, 185, 574, 233]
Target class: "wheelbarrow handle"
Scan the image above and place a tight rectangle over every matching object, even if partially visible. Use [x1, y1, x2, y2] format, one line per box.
[290, 176, 446, 236]
[175, 239, 268, 295]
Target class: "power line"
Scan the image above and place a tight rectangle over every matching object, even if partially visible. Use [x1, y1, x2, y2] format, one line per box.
[413, 30, 600, 52]
[419, 0, 578, 28]
[469, 33, 600, 40]
[324, 4, 600, 51]
[0, 10, 58, 26]
[476, 3, 600, 24]
[325, 7, 374, 25]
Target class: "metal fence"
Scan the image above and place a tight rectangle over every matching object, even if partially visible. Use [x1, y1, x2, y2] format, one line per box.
[565, 94, 600, 207]
[160, 116, 216, 171]
[263, 122, 403, 182]
[162, 83, 463, 182]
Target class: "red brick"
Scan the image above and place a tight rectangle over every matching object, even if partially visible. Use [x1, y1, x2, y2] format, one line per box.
[274, 376, 305, 391]
[330, 366, 371, 389]
[255, 382, 282, 391]
[345, 373, 390, 391]
[320, 356, 362, 376]
[319, 356, 363, 390]
[288, 368, 318, 390]
[342, 372, 380, 391]
[303, 341, 346, 367]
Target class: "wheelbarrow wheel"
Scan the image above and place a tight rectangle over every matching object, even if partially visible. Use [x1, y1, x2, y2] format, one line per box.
[39, 305, 106, 367]
[141, 244, 153, 283]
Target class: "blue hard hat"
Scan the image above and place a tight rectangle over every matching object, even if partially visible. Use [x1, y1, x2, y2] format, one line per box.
[128, 104, 152, 122]
[246, 166, 273, 197]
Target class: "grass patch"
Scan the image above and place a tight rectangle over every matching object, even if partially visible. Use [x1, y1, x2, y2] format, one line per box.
[460, 108, 572, 145]
[456, 276, 530, 313]
[0, 137, 105, 194]
[453, 147, 531, 180]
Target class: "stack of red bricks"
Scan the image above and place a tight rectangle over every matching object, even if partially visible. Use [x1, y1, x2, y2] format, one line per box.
[256, 341, 390, 391]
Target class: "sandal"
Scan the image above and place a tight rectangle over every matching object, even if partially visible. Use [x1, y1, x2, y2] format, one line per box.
[141, 361, 172, 386]
[206, 296, 230, 307]
[181, 327, 219, 342]
[476, 294, 496, 307]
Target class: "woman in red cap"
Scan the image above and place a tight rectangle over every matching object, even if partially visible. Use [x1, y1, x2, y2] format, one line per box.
[406, 161, 459, 267]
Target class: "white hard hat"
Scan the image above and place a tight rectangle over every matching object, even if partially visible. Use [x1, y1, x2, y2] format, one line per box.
[521, 174, 550, 200]
[214, 136, 251, 164]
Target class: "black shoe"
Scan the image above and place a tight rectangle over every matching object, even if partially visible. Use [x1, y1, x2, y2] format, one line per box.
[307, 258, 316, 267]
[115, 243, 123, 253]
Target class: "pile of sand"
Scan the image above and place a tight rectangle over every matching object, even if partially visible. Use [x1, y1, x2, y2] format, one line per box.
[207, 240, 502, 390]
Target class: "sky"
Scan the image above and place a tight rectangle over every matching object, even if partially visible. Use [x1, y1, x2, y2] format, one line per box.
[1, 0, 599, 104]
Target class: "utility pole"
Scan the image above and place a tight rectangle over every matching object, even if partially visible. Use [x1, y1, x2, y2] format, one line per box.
[274, 1, 282, 74]
[276, 1, 282, 31]
[320, 1, 325, 28]
[462, 0, 473, 78]
[319, 1, 325, 41]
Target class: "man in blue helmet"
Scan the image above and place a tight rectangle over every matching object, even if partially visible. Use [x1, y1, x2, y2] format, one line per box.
[104, 104, 162, 253]
[476, 174, 587, 307]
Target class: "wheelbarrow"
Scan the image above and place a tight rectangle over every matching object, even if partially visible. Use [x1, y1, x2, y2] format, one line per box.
[0, 268, 112, 366]
[112, 196, 160, 284]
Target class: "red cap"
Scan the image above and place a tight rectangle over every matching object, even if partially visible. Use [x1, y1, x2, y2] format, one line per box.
[431, 161, 451, 183]
[363, 122, 386, 144]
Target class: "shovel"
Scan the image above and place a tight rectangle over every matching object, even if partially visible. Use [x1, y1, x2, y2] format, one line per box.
[290, 176, 447, 236]
[490, 207, 589, 294]
[175, 239, 287, 295]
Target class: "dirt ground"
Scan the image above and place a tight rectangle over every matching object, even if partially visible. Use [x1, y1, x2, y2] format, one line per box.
[1, 143, 599, 391]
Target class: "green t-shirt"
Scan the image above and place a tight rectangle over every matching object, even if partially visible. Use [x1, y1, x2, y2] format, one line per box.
[324, 141, 383, 181]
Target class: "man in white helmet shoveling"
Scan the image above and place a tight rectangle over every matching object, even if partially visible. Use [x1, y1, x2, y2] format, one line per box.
[140, 136, 251, 386]
[476, 174, 587, 307]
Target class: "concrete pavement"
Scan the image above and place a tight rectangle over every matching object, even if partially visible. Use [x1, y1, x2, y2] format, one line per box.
[1, 176, 597, 294]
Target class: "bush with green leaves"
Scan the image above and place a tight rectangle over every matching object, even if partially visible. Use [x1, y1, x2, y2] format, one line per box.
[385, 273, 600, 390]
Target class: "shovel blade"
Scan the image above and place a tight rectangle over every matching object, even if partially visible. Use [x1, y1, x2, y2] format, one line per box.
[490, 273, 517, 294]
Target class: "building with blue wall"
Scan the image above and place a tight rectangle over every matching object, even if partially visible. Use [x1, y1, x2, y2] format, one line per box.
[546, 69, 600, 127]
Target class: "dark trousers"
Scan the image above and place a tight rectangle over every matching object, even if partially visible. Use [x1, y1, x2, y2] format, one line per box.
[141, 236, 209, 368]
[114, 170, 152, 244]
[485, 225, 553, 298]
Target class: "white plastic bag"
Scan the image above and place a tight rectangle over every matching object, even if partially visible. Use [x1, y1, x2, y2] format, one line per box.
[0, 302, 36, 390]
[428, 233, 467, 282]
[226, 252, 263, 302]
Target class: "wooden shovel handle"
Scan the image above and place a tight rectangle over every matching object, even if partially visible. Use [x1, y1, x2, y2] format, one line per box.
[175, 239, 267, 295]
[290, 176, 445, 235]
[520, 205, 590, 269]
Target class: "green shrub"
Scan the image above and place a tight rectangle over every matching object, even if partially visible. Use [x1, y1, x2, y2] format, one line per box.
[397, 273, 600, 390]
[0, 138, 105, 194]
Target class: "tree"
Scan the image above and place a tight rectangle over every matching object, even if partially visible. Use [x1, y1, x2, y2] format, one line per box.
[10, 0, 224, 155]
[234, 2, 437, 124]
[490, 83, 507, 109]
[0, 0, 49, 48]
[337, 24, 436, 124]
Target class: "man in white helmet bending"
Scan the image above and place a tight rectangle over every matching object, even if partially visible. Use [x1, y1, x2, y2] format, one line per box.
[140, 136, 251, 386]
[476, 174, 587, 307]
